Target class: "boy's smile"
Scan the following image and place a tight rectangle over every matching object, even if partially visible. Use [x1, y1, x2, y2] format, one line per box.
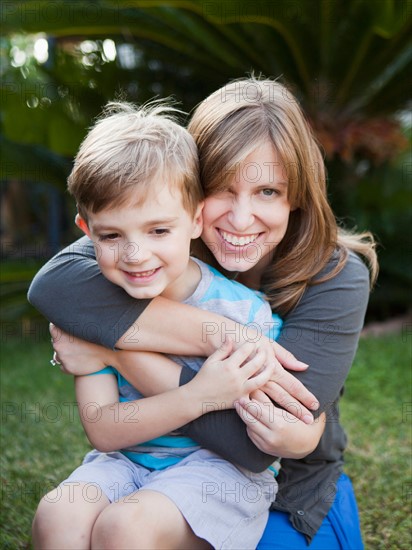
[76, 185, 203, 301]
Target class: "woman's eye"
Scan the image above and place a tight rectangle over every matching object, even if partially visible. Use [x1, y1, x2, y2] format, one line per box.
[260, 188, 278, 197]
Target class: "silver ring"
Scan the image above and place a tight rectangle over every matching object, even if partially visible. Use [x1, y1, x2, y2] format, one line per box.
[50, 352, 61, 366]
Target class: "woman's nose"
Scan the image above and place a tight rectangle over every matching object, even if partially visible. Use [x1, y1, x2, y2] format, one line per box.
[227, 198, 254, 231]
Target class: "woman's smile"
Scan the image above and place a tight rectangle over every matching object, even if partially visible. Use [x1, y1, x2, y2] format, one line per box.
[218, 229, 261, 246]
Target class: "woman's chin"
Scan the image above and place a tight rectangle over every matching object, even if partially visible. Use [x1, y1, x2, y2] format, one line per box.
[215, 256, 258, 273]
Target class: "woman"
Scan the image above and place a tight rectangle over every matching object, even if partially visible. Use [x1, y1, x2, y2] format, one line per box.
[29, 77, 377, 549]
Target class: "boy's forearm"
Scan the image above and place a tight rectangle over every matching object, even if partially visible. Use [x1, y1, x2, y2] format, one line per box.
[113, 350, 182, 396]
[84, 383, 205, 452]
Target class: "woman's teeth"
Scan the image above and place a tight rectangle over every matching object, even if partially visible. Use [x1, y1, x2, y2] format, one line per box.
[220, 231, 259, 246]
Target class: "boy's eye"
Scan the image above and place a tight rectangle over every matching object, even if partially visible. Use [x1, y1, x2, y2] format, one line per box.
[99, 233, 120, 241]
[152, 228, 170, 236]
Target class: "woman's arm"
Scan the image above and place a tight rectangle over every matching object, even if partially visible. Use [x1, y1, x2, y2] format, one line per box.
[48, 252, 369, 464]
[28, 236, 250, 355]
[30, 237, 307, 368]
[236, 252, 371, 455]
[34, 238, 318, 415]
[51, 322, 318, 421]
[177, 252, 371, 459]
[271, 252, 370, 415]
[28, 237, 150, 348]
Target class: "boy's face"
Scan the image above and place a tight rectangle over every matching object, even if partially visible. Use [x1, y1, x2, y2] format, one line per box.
[76, 185, 203, 300]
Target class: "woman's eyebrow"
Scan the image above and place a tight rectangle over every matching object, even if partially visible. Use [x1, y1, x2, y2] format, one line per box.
[256, 180, 288, 187]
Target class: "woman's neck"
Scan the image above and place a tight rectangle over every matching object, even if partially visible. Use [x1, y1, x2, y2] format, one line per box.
[235, 269, 262, 290]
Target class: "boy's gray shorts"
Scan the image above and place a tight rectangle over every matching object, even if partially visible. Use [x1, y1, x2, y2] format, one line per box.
[62, 448, 278, 549]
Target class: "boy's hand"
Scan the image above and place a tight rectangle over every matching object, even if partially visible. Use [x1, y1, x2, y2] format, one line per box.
[50, 323, 114, 375]
[190, 339, 273, 408]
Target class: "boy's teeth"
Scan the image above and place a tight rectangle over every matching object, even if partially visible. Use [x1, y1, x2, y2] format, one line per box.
[220, 231, 259, 246]
[130, 269, 156, 277]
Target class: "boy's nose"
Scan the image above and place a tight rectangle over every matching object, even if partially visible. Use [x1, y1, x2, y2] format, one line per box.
[122, 241, 151, 263]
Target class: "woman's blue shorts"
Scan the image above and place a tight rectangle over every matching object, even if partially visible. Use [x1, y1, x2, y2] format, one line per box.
[257, 473, 364, 549]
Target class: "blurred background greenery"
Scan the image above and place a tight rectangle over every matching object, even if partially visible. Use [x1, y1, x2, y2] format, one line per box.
[1, 0, 411, 328]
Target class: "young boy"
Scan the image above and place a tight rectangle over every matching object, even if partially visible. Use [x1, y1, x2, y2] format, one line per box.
[32, 102, 281, 549]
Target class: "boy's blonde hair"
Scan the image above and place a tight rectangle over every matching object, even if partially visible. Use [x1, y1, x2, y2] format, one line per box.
[68, 101, 203, 220]
[189, 77, 378, 315]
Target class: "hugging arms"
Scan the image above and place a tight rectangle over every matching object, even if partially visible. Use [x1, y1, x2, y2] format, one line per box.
[29, 235, 368, 468]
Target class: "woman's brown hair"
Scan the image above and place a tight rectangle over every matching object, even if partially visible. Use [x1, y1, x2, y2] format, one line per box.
[189, 77, 378, 315]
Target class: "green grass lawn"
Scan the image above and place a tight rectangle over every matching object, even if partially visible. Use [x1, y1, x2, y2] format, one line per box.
[1, 331, 410, 549]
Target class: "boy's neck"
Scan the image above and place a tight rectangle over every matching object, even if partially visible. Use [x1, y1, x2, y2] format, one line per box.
[160, 258, 201, 302]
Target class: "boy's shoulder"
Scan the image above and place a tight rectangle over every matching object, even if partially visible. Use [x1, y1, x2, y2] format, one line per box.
[190, 258, 267, 305]
[188, 258, 280, 334]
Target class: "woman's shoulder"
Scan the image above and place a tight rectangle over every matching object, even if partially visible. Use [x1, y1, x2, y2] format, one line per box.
[314, 249, 370, 288]
[293, 250, 371, 316]
[284, 250, 371, 335]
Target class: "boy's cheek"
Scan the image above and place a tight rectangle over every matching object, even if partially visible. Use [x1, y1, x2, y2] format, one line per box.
[95, 243, 120, 265]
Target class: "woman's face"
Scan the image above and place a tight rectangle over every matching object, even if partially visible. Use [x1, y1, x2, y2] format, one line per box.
[201, 142, 292, 284]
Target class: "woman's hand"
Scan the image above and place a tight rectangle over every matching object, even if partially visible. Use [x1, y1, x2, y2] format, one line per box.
[243, 337, 319, 424]
[50, 323, 116, 375]
[190, 339, 273, 408]
[263, 361, 319, 424]
[234, 389, 326, 458]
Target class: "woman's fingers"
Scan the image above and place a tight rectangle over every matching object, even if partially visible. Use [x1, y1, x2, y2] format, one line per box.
[272, 341, 308, 371]
[49, 322, 60, 342]
[270, 365, 319, 414]
[234, 390, 278, 453]
[235, 390, 278, 427]
[48, 323, 109, 375]
[262, 379, 315, 425]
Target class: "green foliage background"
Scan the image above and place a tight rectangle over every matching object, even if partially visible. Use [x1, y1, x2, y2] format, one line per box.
[1, 0, 411, 322]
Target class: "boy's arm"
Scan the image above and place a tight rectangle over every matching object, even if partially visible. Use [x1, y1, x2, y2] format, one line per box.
[74, 341, 273, 452]
[75, 327, 322, 469]
[112, 353, 286, 472]
[75, 371, 209, 452]
[54, 331, 321, 471]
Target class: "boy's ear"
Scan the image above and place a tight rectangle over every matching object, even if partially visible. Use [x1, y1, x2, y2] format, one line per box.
[191, 202, 204, 239]
[75, 214, 92, 238]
